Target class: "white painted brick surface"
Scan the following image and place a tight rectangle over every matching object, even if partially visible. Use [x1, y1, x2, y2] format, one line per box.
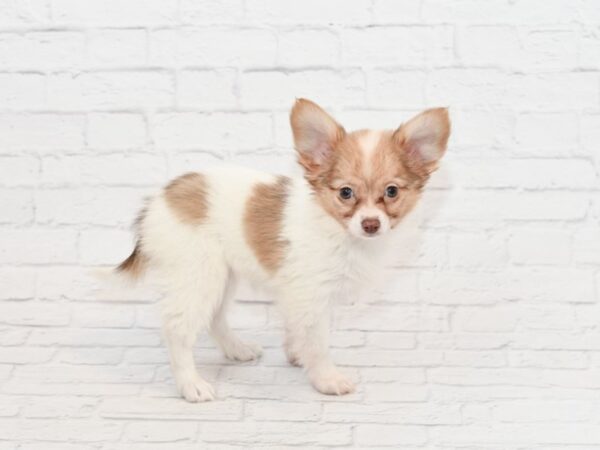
[0, 1, 599, 448]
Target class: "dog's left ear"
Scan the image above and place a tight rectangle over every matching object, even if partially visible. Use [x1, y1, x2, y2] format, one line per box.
[394, 108, 450, 176]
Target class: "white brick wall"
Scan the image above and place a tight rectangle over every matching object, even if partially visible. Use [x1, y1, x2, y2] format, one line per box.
[0, 0, 599, 448]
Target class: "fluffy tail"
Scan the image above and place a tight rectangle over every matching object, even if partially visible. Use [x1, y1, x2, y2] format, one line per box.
[115, 242, 148, 280]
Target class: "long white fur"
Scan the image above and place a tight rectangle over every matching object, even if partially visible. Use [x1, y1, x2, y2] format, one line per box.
[137, 166, 393, 401]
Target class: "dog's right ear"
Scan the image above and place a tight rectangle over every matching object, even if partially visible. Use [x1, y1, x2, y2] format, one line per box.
[290, 99, 345, 175]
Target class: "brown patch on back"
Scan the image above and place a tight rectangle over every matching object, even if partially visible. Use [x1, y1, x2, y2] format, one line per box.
[244, 176, 291, 274]
[164, 172, 209, 224]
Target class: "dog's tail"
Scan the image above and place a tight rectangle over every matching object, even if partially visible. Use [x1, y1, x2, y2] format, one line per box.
[115, 242, 148, 281]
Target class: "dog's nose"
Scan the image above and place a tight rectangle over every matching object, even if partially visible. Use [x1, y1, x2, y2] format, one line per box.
[361, 218, 381, 235]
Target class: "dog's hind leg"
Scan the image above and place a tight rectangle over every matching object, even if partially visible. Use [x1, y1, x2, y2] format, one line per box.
[160, 241, 229, 403]
[209, 275, 263, 362]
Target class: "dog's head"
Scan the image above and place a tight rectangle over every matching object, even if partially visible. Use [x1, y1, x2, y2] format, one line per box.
[290, 99, 450, 239]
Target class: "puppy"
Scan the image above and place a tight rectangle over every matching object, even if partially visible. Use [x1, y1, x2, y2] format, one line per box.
[116, 99, 450, 402]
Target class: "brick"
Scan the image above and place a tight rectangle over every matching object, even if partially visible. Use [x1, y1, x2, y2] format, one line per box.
[581, 26, 600, 69]
[581, 113, 600, 153]
[0, 229, 78, 264]
[245, 400, 321, 421]
[28, 328, 161, 347]
[444, 350, 506, 367]
[100, 397, 243, 421]
[71, 302, 136, 328]
[149, 29, 277, 67]
[423, 190, 589, 225]
[35, 187, 151, 226]
[198, 422, 352, 446]
[52, 0, 178, 26]
[21, 396, 99, 418]
[56, 348, 123, 365]
[0, 188, 34, 224]
[515, 113, 579, 152]
[0, 268, 35, 300]
[448, 232, 507, 267]
[372, 0, 421, 23]
[419, 271, 506, 305]
[0, 347, 55, 364]
[366, 332, 416, 349]
[422, 0, 581, 24]
[453, 158, 597, 188]
[48, 71, 174, 110]
[0, 301, 69, 326]
[0, 113, 84, 151]
[41, 154, 165, 186]
[0, 419, 123, 442]
[0, 31, 85, 69]
[277, 30, 340, 67]
[0, 155, 40, 186]
[240, 70, 363, 109]
[124, 421, 197, 443]
[88, 113, 147, 149]
[509, 350, 588, 369]
[324, 402, 460, 424]
[573, 226, 600, 264]
[0, 326, 30, 345]
[177, 69, 237, 109]
[335, 349, 443, 367]
[450, 109, 515, 148]
[36, 266, 161, 303]
[453, 306, 519, 332]
[508, 73, 599, 110]
[492, 400, 593, 423]
[336, 305, 449, 331]
[509, 228, 572, 265]
[181, 0, 243, 24]
[0, 73, 45, 109]
[343, 26, 453, 67]
[87, 29, 147, 68]
[152, 112, 272, 151]
[13, 363, 154, 384]
[368, 70, 427, 108]
[245, 0, 372, 24]
[355, 424, 428, 446]
[0, 0, 50, 26]
[461, 26, 578, 70]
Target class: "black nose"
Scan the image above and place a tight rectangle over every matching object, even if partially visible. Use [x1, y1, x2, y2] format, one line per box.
[361, 218, 380, 234]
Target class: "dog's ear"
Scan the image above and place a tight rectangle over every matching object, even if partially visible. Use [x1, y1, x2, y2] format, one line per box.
[290, 98, 345, 174]
[394, 108, 450, 176]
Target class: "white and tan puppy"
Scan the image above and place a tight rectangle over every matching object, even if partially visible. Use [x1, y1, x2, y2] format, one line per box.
[116, 99, 450, 402]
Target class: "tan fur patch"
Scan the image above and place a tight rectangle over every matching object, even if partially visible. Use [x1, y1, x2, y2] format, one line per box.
[116, 204, 149, 278]
[164, 172, 209, 224]
[244, 176, 291, 274]
[311, 130, 425, 229]
[116, 244, 147, 278]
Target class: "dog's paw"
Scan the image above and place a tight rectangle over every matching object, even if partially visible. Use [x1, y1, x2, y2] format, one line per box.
[177, 375, 215, 402]
[309, 368, 356, 395]
[284, 347, 302, 367]
[223, 341, 263, 362]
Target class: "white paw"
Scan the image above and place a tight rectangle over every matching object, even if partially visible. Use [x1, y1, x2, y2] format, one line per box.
[177, 374, 215, 402]
[309, 368, 356, 396]
[284, 346, 302, 367]
[223, 341, 263, 362]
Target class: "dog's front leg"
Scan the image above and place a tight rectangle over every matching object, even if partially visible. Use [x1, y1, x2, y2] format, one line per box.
[282, 300, 355, 395]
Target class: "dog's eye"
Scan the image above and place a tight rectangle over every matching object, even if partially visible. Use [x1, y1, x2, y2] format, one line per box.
[385, 185, 399, 198]
[339, 187, 353, 200]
